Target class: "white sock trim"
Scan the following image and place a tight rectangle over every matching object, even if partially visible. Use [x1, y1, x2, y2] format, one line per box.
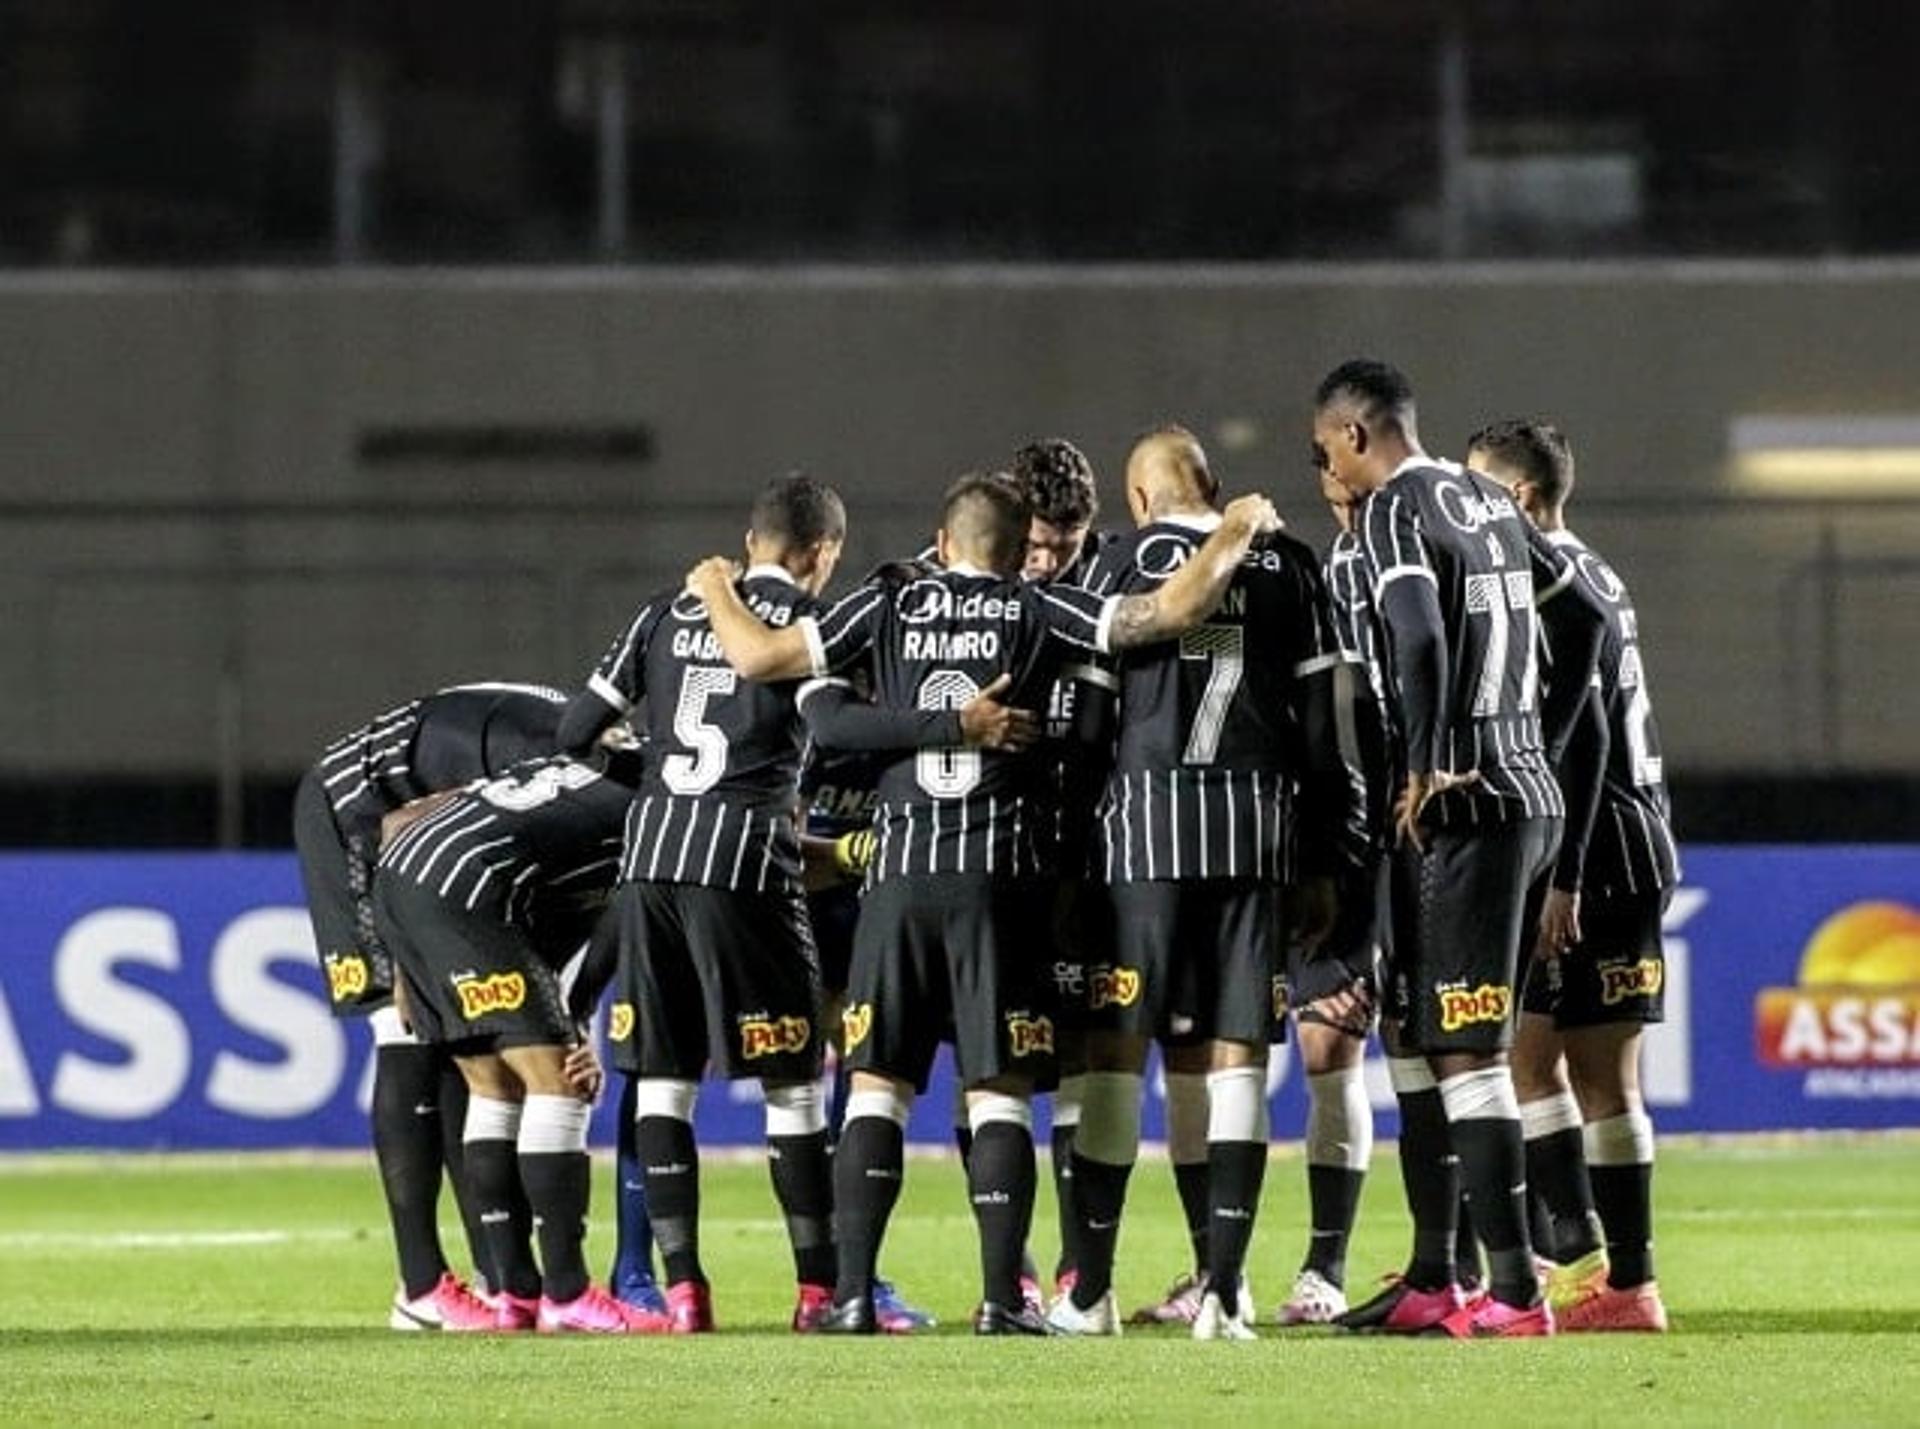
[633, 1078, 699, 1124]
[846, 1086, 912, 1130]
[1073, 1071, 1143, 1166]
[369, 1005, 418, 1047]
[1439, 1066, 1521, 1123]
[967, 1090, 1032, 1134]
[1165, 1070, 1210, 1164]
[1519, 1089, 1584, 1141]
[464, 1093, 523, 1145]
[763, 1081, 826, 1138]
[1388, 1055, 1437, 1094]
[1205, 1064, 1269, 1143]
[1051, 1073, 1087, 1130]
[1584, 1107, 1656, 1166]
[1306, 1064, 1373, 1171]
[519, 1093, 591, 1155]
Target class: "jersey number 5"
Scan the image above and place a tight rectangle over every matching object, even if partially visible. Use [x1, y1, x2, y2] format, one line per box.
[662, 666, 737, 796]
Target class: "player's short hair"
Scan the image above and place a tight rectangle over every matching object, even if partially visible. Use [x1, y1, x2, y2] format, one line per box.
[941, 471, 1032, 573]
[1314, 359, 1418, 437]
[1010, 438, 1098, 530]
[749, 472, 846, 550]
[1467, 419, 1576, 507]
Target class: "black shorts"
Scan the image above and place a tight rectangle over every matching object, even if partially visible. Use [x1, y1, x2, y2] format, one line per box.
[293, 768, 392, 1016]
[1108, 878, 1285, 1047]
[1287, 862, 1385, 1034]
[1048, 878, 1118, 1036]
[806, 883, 860, 999]
[1391, 817, 1561, 1055]
[843, 874, 1056, 1092]
[376, 877, 579, 1051]
[1521, 885, 1671, 1029]
[608, 881, 823, 1084]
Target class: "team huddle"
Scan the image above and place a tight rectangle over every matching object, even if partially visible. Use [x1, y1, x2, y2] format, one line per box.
[294, 358, 1677, 1339]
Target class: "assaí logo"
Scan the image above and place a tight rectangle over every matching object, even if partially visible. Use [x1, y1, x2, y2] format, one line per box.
[1755, 901, 1920, 1097]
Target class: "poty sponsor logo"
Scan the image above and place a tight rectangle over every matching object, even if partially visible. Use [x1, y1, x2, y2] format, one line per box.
[608, 1002, 635, 1042]
[1600, 958, 1663, 1006]
[739, 1014, 811, 1060]
[1088, 966, 1142, 1010]
[1006, 1013, 1054, 1058]
[323, 954, 369, 1003]
[1437, 982, 1510, 1033]
[1271, 974, 1290, 1020]
[453, 972, 526, 1020]
[841, 1003, 873, 1051]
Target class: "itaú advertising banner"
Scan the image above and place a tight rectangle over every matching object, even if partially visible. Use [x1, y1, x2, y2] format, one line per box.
[0, 847, 1916, 1150]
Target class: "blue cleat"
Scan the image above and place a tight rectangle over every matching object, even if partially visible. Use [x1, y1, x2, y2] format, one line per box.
[872, 1276, 937, 1333]
[612, 1263, 668, 1315]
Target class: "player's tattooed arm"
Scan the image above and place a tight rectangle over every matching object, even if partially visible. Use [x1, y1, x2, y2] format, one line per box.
[1104, 494, 1283, 650]
[685, 556, 815, 681]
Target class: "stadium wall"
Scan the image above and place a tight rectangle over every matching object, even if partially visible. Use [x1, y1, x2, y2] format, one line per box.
[0, 263, 1917, 784]
[1, 847, 1914, 1150]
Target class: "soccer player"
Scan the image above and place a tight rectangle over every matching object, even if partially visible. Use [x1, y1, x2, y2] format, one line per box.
[556, 473, 852, 1334]
[1311, 359, 1605, 1338]
[1467, 420, 1677, 1333]
[376, 748, 641, 1333]
[1272, 467, 1393, 1326]
[687, 470, 1280, 1334]
[293, 681, 566, 1330]
[1044, 427, 1359, 1342]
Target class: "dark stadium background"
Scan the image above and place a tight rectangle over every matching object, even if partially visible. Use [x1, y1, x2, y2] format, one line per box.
[0, 0, 1914, 847]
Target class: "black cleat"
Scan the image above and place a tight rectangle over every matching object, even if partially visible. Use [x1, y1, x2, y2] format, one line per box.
[815, 1296, 879, 1335]
[973, 1301, 1056, 1337]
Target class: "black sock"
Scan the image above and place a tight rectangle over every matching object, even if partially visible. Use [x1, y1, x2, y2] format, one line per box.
[1527, 1186, 1556, 1262]
[1451, 1116, 1539, 1308]
[1456, 1186, 1484, 1289]
[1526, 1127, 1603, 1262]
[1051, 1123, 1081, 1282]
[769, 1132, 837, 1289]
[1303, 1165, 1364, 1289]
[1395, 1087, 1459, 1291]
[431, 1059, 492, 1289]
[636, 1116, 704, 1287]
[1172, 1160, 1211, 1274]
[371, 1045, 451, 1300]
[521, 1150, 591, 1304]
[833, 1116, 904, 1304]
[827, 1062, 851, 1146]
[1067, 1153, 1133, 1307]
[1591, 1162, 1656, 1288]
[1206, 1140, 1266, 1309]
[465, 1136, 540, 1299]
[968, 1122, 1038, 1310]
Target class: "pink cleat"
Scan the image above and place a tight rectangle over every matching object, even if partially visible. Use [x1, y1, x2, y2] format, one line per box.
[494, 1291, 540, 1333]
[1434, 1294, 1555, 1339]
[539, 1282, 671, 1334]
[666, 1280, 715, 1334]
[389, 1272, 496, 1333]
[1019, 1273, 1045, 1319]
[1129, 1271, 1206, 1325]
[1558, 1281, 1669, 1333]
[1335, 1275, 1467, 1334]
[791, 1283, 835, 1333]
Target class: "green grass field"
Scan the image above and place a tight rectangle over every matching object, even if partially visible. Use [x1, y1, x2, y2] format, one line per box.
[5, 1139, 1919, 1424]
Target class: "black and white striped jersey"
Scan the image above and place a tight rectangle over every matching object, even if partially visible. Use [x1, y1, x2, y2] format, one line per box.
[799, 565, 1114, 882]
[1545, 530, 1680, 898]
[1358, 458, 1584, 827]
[313, 683, 567, 849]
[1325, 530, 1395, 853]
[376, 755, 629, 928]
[586, 566, 822, 893]
[1080, 515, 1341, 885]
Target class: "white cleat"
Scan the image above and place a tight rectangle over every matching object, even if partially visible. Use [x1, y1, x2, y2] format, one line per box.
[1274, 1268, 1348, 1326]
[1192, 1289, 1258, 1341]
[1044, 1288, 1123, 1337]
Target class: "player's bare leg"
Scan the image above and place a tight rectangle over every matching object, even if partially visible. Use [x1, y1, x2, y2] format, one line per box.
[1513, 1011, 1606, 1293]
[1190, 1037, 1266, 1340]
[1049, 1028, 1147, 1334]
[1127, 1041, 1214, 1325]
[452, 1053, 541, 1328]
[823, 1070, 913, 1334]
[965, 1076, 1050, 1335]
[1563, 1025, 1668, 1330]
[761, 1076, 837, 1330]
[1049, 1026, 1089, 1300]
